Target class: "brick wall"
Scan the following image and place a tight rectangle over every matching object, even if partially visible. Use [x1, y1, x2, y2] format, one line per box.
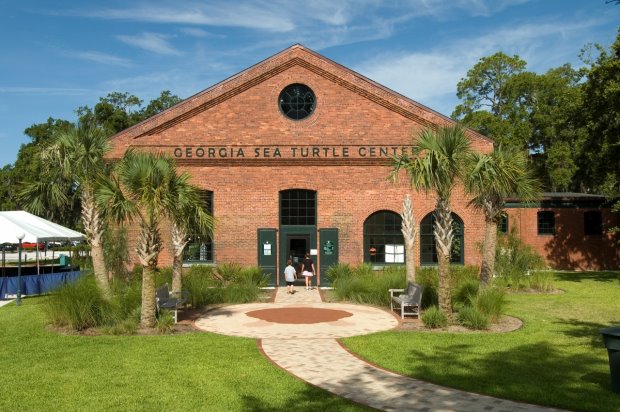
[110, 47, 492, 275]
[506, 208, 619, 270]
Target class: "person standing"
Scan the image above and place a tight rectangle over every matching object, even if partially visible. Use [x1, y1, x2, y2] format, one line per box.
[301, 252, 316, 290]
[284, 259, 297, 294]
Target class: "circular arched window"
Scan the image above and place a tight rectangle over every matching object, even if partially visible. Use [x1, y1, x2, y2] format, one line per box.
[278, 84, 316, 120]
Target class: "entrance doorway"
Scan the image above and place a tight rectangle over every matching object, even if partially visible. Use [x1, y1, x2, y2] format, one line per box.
[287, 234, 309, 284]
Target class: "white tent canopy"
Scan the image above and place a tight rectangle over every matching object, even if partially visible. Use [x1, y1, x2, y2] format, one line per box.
[0, 211, 85, 244]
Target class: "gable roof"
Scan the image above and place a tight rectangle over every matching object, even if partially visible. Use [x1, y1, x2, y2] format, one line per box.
[109, 44, 491, 143]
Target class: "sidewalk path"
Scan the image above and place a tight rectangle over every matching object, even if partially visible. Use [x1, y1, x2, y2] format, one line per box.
[194, 288, 565, 412]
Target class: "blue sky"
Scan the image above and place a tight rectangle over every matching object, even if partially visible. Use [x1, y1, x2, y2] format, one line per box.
[1, 0, 619, 167]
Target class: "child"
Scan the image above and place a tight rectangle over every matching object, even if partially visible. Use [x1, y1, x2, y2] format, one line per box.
[284, 259, 297, 294]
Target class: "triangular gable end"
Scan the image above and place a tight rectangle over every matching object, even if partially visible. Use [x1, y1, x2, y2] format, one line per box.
[108, 44, 491, 146]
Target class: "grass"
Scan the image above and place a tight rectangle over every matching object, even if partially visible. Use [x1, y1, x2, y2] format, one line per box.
[342, 271, 620, 412]
[0, 298, 370, 411]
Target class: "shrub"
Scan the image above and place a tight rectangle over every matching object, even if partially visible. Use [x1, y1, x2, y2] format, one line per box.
[421, 306, 448, 329]
[238, 266, 269, 287]
[527, 271, 556, 292]
[473, 286, 506, 322]
[109, 274, 142, 319]
[331, 264, 405, 306]
[183, 265, 216, 309]
[215, 262, 243, 283]
[416, 267, 438, 308]
[156, 310, 175, 334]
[453, 279, 479, 307]
[43, 274, 118, 331]
[458, 306, 490, 330]
[495, 229, 545, 289]
[325, 263, 353, 283]
[102, 317, 138, 335]
[102, 226, 130, 279]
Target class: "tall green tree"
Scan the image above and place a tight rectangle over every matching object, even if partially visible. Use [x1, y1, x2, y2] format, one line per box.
[465, 146, 541, 284]
[452, 52, 531, 148]
[77, 90, 182, 135]
[578, 28, 620, 238]
[19, 124, 112, 297]
[391, 126, 472, 319]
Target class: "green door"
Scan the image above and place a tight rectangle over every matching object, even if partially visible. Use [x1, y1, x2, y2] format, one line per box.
[257, 229, 277, 287]
[319, 228, 338, 287]
[279, 225, 316, 287]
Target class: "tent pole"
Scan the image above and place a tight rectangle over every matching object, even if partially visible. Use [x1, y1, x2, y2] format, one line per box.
[36, 243, 40, 275]
[52, 248, 55, 274]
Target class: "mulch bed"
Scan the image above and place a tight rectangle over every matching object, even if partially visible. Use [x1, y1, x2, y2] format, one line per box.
[395, 314, 523, 333]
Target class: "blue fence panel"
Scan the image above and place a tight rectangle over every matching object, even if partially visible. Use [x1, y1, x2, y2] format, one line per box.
[0, 271, 84, 299]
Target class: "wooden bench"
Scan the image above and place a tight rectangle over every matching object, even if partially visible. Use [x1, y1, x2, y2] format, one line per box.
[156, 284, 189, 323]
[389, 282, 423, 319]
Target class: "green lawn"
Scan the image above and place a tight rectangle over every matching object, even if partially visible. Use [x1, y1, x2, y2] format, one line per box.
[0, 298, 370, 412]
[342, 271, 620, 412]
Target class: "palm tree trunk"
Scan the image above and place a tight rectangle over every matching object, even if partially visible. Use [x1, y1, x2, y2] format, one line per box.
[140, 266, 157, 328]
[137, 219, 161, 328]
[401, 195, 418, 284]
[171, 222, 188, 295]
[480, 219, 498, 284]
[434, 198, 454, 321]
[80, 189, 111, 298]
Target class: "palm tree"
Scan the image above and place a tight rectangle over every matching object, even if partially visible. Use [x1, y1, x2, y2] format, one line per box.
[391, 125, 472, 320]
[19, 124, 112, 297]
[465, 146, 541, 284]
[97, 149, 210, 327]
[168, 176, 214, 295]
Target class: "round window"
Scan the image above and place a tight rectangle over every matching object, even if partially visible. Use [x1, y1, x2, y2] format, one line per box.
[278, 84, 316, 120]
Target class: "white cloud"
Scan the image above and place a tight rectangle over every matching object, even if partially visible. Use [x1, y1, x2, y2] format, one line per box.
[354, 16, 609, 115]
[67, 51, 133, 67]
[179, 27, 219, 38]
[0, 87, 95, 96]
[116, 32, 182, 55]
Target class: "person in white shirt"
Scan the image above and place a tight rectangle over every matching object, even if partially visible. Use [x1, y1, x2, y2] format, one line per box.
[284, 259, 297, 294]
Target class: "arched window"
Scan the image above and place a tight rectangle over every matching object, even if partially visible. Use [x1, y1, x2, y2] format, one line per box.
[363, 211, 404, 264]
[280, 189, 317, 226]
[420, 212, 464, 265]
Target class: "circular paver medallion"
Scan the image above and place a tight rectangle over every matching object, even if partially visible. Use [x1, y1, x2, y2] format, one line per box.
[246, 307, 353, 324]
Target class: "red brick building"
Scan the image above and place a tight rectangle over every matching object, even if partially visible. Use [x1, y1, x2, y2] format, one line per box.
[108, 45, 619, 284]
[505, 193, 619, 270]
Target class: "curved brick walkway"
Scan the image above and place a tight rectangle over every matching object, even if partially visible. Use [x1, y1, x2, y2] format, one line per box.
[194, 288, 565, 412]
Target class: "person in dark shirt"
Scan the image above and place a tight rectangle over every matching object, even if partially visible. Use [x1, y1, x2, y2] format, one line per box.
[301, 252, 316, 290]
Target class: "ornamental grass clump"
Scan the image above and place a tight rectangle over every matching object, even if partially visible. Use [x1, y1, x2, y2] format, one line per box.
[527, 271, 556, 292]
[155, 309, 175, 334]
[458, 306, 490, 330]
[473, 286, 506, 322]
[43, 274, 118, 331]
[331, 264, 404, 306]
[182, 265, 216, 308]
[494, 230, 546, 290]
[421, 305, 448, 329]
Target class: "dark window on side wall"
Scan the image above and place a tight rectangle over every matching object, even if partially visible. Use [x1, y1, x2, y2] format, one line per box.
[280, 189, 316, 226]
[499, 214, 508, 234]
[537, 211, 555, 235]
[183, 190, 214, 263]
[584, 211, 603, 235]
[363, 211, 404, 264]
[420, 212, 464, 265]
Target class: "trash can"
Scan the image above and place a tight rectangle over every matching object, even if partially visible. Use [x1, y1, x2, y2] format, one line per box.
[59, 254, 70, 267]
[601, 326, 620, 394]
